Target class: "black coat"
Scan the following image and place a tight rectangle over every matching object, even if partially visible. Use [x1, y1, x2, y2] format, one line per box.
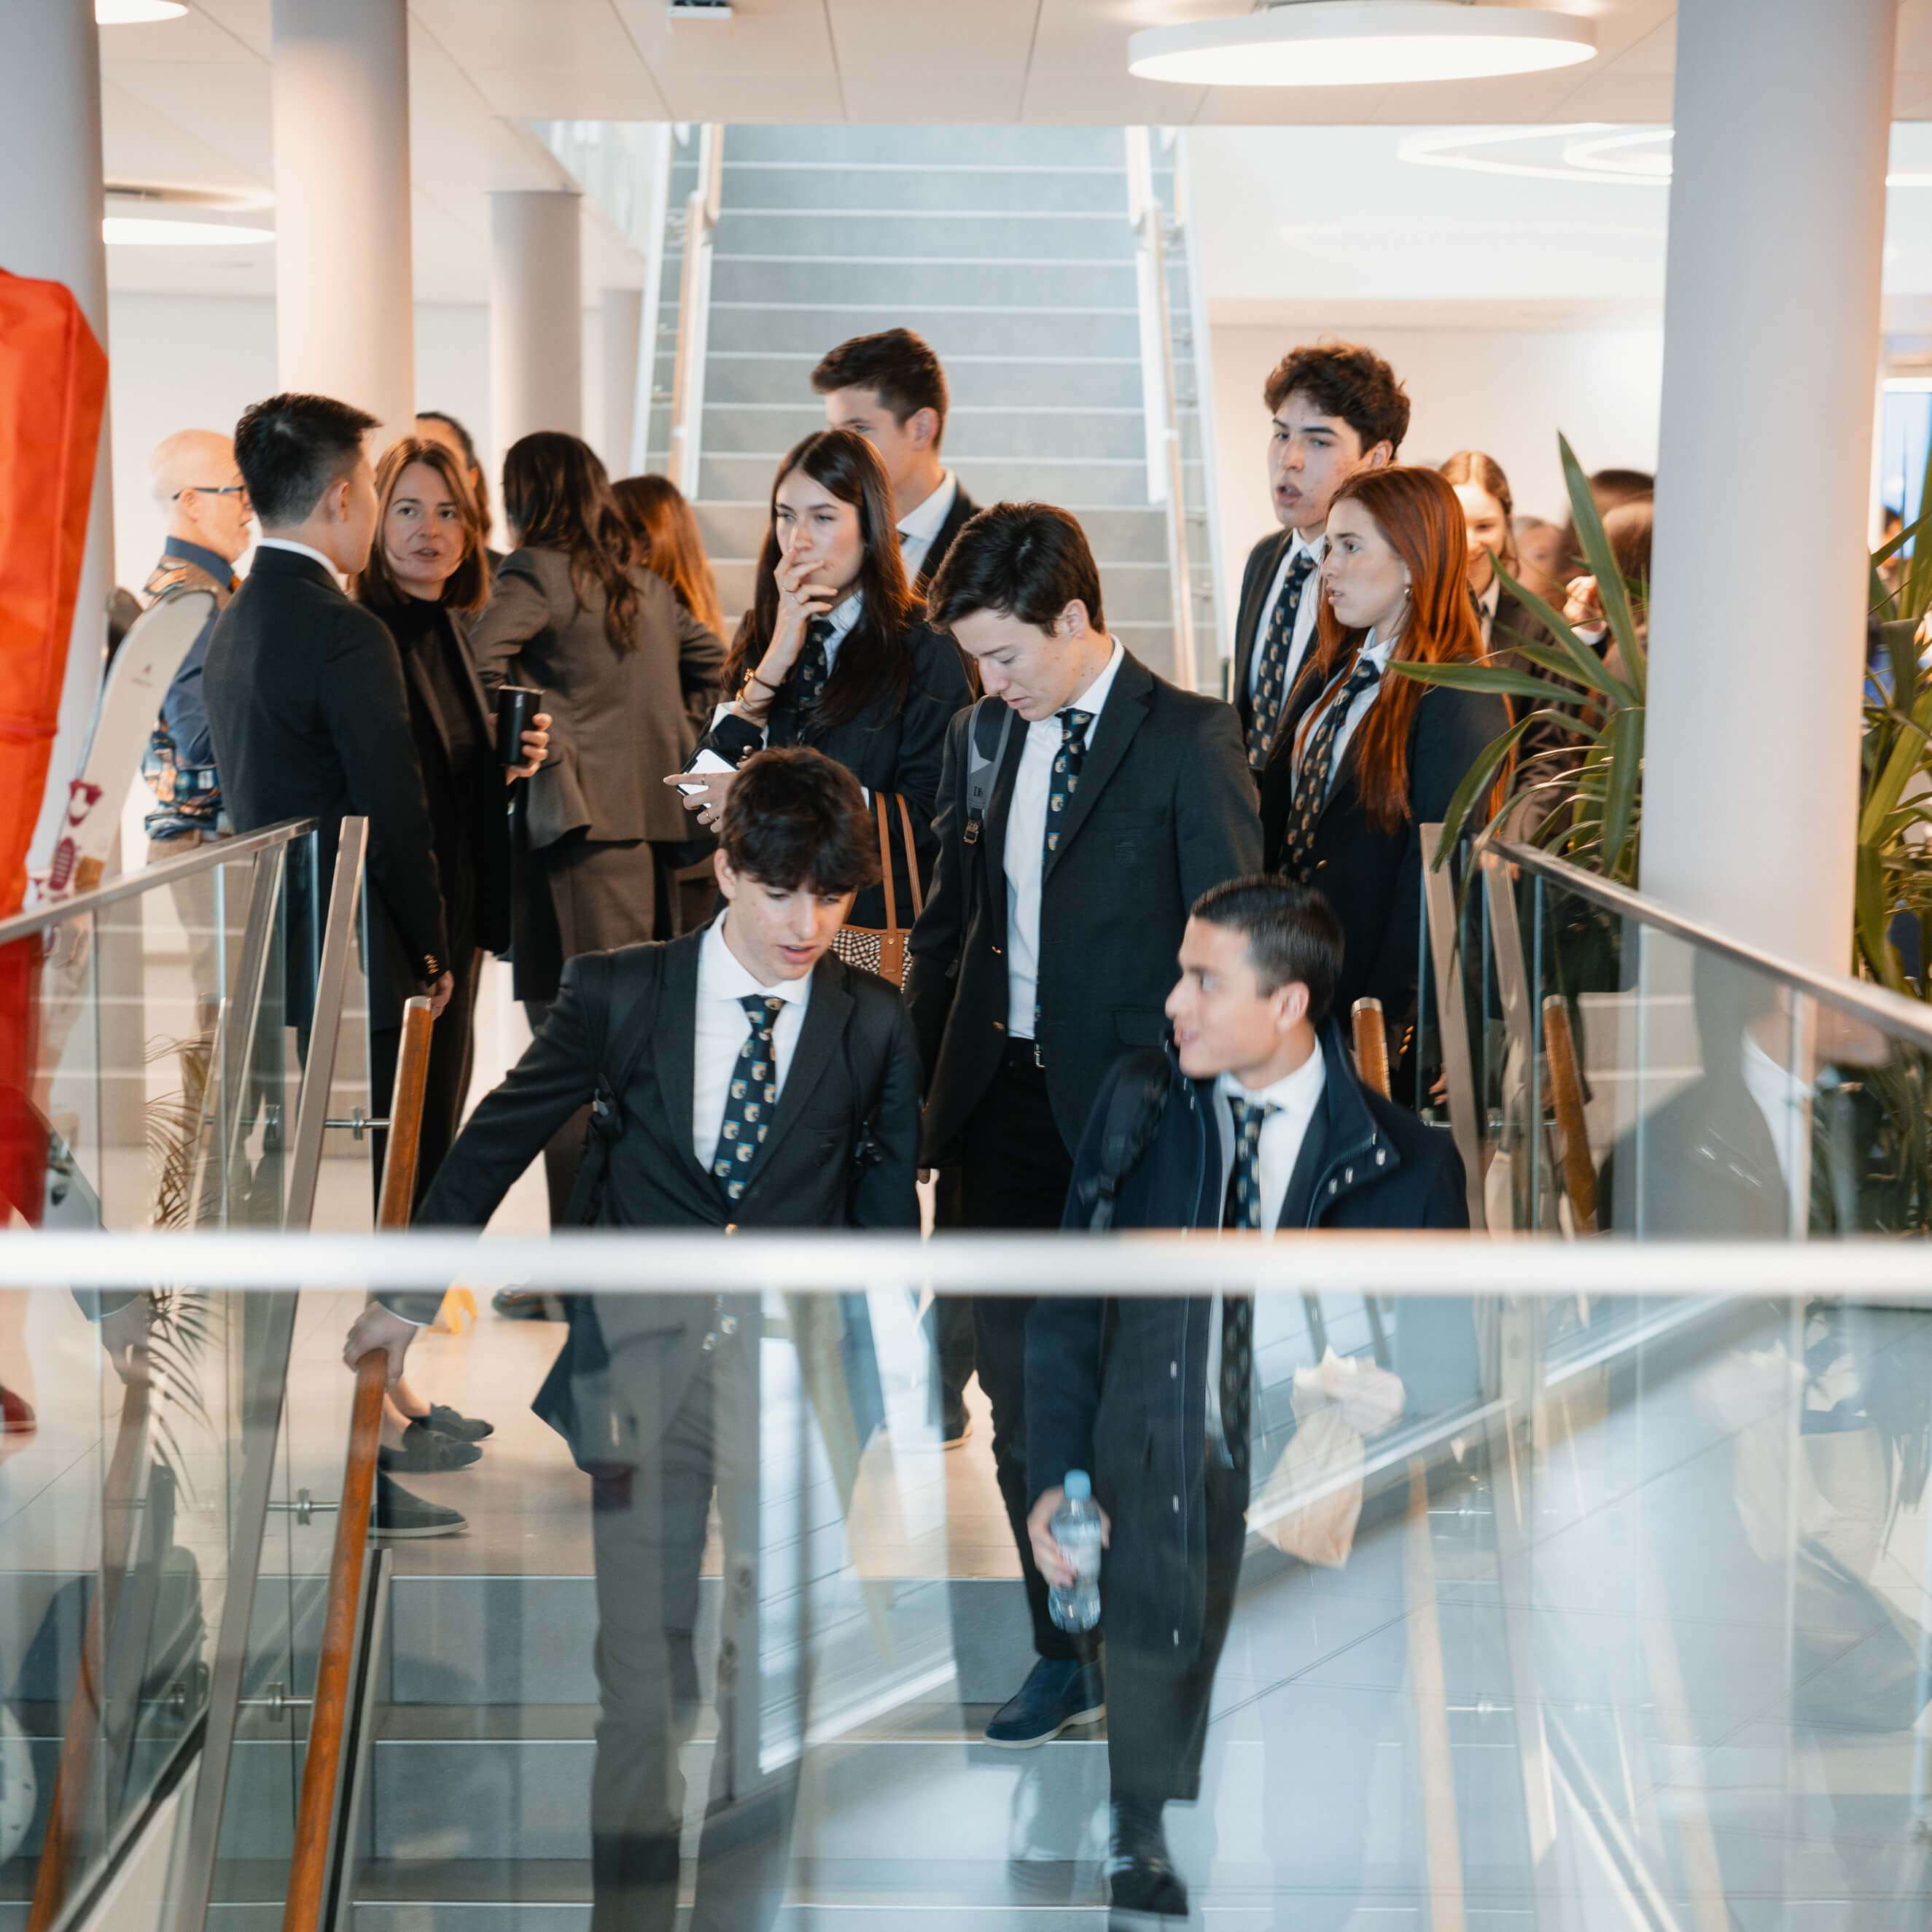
[703, 619, 973, 931]
[903, 651, 1262, 1164]
[1260, 673, 1509, 1032]
[203, 545, 448, 1030]
[372, 595, 513, 958]
[386, 928, 921, 1462]
[1027, 1021, 1468, 1654]
[1228, 527, 1296, 740]
[916, 482, 979, 593]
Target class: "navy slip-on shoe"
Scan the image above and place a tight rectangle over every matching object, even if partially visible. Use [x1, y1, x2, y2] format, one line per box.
[983, 1656, 1105, 1748]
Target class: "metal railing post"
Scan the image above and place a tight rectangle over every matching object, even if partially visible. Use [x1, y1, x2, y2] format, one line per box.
[667, 123, 723, 499]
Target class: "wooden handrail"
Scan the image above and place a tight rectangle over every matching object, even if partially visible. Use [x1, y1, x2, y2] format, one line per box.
[283, 995, 434, 1932]
[1351, 995, 1392, 1099]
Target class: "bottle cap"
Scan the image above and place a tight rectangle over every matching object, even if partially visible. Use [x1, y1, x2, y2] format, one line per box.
[1064, 1470, 1091, 1500]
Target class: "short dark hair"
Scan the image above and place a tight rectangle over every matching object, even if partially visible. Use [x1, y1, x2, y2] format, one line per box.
[811, 329, 949, 440]
[925, 502, 1105, 637]
[719, 747, 880, 898]
[233, 392, 378, 529]
[1191, 876, 1344, 1028]
[1263, 343, 1409, 457]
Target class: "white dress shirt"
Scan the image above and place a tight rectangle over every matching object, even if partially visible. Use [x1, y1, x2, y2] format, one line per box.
[896, 471, 958, 583]
[1003, 640, 1126, 1039]
[690, 915, 813, 1174]
[1740, 1030, 1811, 1196]
[1247, 529, 1326, 704]
[1205, 1043, 1329, 1444]
[254, 536, 343, 585]
[1290, 626, 1400, 802]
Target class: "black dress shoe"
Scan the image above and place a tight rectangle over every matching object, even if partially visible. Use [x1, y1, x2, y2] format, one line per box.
[378, 1421, 481, 1473]
[373, 1472, 467, 1539]
[492, 1288, 565, 1320]
[1106, 1796, 1188, 1917]
[942, 1392, 972, 1449]
[423, 1401, 493, 1441]
[983, 1655, 1105, 1748]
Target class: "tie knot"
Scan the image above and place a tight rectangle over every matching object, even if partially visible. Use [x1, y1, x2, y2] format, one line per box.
[1231, 1097, 1277, 1140]
[739, 993, 783, 1026]
[805, 616, 834, 647]
[1059, 707, 1094, 747]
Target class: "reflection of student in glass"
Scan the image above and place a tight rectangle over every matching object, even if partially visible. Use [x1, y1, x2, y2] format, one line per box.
[345, 747, 920, 1932]
[1259, 465, 1510, 1072]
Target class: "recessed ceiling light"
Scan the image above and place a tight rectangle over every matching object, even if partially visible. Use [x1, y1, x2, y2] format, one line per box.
[1128, 2, 1596, 88]
[96, 1, 189, 23]
[104, 217, 274, 246]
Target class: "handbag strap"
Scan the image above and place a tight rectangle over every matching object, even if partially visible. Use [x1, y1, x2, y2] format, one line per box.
[896, 793, 924, 920]
[874, 790, 897, 933]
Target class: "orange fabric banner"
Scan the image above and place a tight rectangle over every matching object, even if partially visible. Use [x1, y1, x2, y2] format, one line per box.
[0, 270, 108, 1223]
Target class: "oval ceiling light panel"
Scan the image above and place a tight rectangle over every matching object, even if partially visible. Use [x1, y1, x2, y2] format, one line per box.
[1128, 3, 1596, 88]
[96, 1, 189, 22]
[104, 217, 275, 246]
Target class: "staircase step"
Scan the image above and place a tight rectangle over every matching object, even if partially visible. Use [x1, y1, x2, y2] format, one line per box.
[701, 350, 1144, 410]
[710, 257, 1137, 310]
[713, 211, 1134, 264]
[695, 502, 1171, 566]
[721, 163, 1132, 216]
[722, 125, 1123, 169]
[707, 304, 1141, 359]
[699, 453, 1158, 509]
[698, 402, 1149, 463]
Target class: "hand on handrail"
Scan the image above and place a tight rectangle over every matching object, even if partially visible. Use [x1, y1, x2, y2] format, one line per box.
[343, 1302, 419, 1388]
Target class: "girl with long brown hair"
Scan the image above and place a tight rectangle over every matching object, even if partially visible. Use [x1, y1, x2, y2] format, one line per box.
[612, 472, 725, 639]
[1259, 464, 1508, 1059]
[470, 432, 724, 1023]
[667, 428, 972, 932]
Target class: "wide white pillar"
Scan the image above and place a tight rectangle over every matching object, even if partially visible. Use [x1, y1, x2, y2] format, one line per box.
[600, 287, 644, 480]
[271, 0, 414, 444]
[1, 1, 113, 876]
[491, 192, 583, 461]
[1642, 0, 1898, 972]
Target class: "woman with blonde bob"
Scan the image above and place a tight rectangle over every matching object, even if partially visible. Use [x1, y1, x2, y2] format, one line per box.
[1259, 464, 1508, 1063]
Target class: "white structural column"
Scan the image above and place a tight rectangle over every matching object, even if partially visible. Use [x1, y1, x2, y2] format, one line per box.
[491, 192, 584, 458]
[271, 0, 414, 442]
[600, 288, 644, 479]
[1, 1, 113, 873]
[1643, 0, 1898, 971]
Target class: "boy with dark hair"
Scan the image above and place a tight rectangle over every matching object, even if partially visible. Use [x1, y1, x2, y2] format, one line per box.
[813, 327, 977, 586]
[1027, 875, 1465, 1919]
[346, 744, 919, 1931]
[1233, 340, 1409, 769]
[907, 502, 1260, 1752]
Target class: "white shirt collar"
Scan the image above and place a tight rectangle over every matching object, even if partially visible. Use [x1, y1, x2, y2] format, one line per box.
[1360, 626, 1401, 671]
[1288, 527, 1325, 566]
[255, 536, 343, 584]
[1217, 1038, 1326, 1117]
[896, 470, 957, 545]
[1050, 637, 1124, 726]
[824, 588, 863, 643]
[700, 915, 814, 1010]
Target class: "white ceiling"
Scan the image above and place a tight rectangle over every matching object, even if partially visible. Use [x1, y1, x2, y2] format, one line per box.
[94, 1, 1932, 302]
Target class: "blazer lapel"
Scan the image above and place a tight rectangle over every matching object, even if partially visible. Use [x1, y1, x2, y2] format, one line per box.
[746, 954, 852, 1184]
[1044, 652, 1153, 880]
[981, 709, 1029, 948]
[652, 932, 709, 1185]
[1234, 531, 1292, 709]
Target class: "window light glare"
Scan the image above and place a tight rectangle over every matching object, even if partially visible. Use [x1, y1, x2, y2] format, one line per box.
[104, 217, 275, 246]
[96, 1, 189, 23]
[1128, 4, 1597, 89]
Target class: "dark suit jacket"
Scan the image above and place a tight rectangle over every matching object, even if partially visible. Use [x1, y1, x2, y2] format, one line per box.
[903, 650, 1262, 1164]
[1027, 1022, 1467, 1652]
[1229, 526, 1295, 736]
[916, 481, 979, 593]
[388, 929, 920, 1462]
[702, 619, 973, 930]
[203, 545, 448, 1029]
[1259, 673, 1509, 1033]
[370, 596, 513, 957]
[469, 547, 724, 849]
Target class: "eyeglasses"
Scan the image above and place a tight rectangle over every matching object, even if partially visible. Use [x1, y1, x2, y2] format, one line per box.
[172, 486, 248, 500]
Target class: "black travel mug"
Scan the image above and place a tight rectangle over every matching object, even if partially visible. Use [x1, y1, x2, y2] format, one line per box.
[495, 685, 541, 766]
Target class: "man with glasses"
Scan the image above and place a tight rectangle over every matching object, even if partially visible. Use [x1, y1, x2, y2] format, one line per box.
[141, 429, 252, 1028]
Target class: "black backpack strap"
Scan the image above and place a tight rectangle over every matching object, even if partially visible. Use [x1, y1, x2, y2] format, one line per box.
[962, 696, 1016, 846]
[561, 947, 666, 1228]
[1078, 1048, 1172, 1232]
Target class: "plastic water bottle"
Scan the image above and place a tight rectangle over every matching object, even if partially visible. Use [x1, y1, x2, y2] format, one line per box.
[1048, 1471, 1104, 1632]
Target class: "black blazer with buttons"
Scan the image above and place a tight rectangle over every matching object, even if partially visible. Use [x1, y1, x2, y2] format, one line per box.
[1259, 671, 1509, 1035]
[382, 927, 920, 1462]
[1027, 1021, 1467, 1654]
[903, 650, 1261, 1166]
[1228, 527, 1296, 742]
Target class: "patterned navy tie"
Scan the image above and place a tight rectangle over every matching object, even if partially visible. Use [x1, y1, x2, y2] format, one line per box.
[1220, 1095, 1275, 1471]
[1249, 548, 1317, 768]
[1280, 651, 1382, 884]
[795, 616, 833, 713]
[711, 994, 784, 1204]
[1043, 706, 1095, 868]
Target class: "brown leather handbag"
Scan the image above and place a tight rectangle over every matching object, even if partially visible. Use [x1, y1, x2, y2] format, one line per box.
[832, 792, 923, 984]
